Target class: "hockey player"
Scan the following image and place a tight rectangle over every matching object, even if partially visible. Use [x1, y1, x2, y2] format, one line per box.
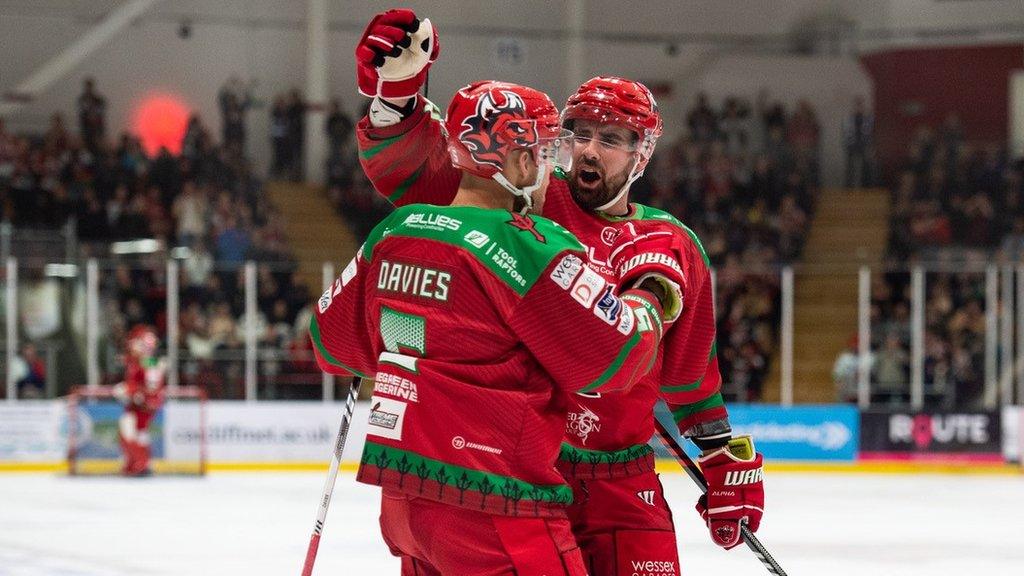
[111, 325, 166, 476]
[312, 80, 679, 575]
[352, 10, 766, 574]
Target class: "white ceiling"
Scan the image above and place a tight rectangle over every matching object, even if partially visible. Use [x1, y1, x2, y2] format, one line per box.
[0, 0, 1021, 43]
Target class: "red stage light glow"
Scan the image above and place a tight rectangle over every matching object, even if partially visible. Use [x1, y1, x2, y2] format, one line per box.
[131, 94, 190, 156]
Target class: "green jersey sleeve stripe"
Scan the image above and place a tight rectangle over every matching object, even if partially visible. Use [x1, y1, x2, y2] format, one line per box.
[360, 133, 403, 161]
[660, 375, 704, 393]
[309, 316, 369, 379]
[580, 330, 642, 394]
[387, 166, 425, 204]
[671, 392, 725, 422]
[680, 224, 711, 267]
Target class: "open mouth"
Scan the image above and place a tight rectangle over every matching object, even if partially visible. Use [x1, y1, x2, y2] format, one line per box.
[578, 169, 602, 187]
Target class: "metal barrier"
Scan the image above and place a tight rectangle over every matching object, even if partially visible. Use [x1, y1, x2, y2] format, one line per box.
[2, 257, 1023, 407]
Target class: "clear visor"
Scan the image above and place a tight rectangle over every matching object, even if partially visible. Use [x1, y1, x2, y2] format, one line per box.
[536, 128, 574, 173]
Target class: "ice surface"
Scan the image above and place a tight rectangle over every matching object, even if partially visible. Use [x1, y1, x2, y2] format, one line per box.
[1, 470, 1022, 575]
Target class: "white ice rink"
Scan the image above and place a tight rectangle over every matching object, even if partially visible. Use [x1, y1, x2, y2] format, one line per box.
[1, 470, 1022, 575]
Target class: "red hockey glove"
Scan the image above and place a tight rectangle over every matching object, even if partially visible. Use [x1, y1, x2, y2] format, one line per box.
[356, 9, 439, 99]
[608, 221, 685, 323]
[696, 435, 764, 550]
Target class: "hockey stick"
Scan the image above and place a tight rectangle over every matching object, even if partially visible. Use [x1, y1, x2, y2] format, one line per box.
[300, 377, 363, 576]
[653, 418, 788, 576]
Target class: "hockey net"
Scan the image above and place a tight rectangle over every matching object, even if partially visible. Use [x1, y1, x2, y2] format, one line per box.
[67, 385, 208, 476]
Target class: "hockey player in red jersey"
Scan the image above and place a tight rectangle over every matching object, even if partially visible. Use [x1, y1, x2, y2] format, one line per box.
[352, 9, 766, 574]
[112, 325, 166, 476]
[312, 80, 680, 575]
[311, 80, 688, 573]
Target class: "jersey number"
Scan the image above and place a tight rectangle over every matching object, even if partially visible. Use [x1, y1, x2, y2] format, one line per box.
[379, 306, 426, 373]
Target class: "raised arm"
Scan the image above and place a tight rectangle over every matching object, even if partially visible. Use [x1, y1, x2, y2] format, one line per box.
[354, 9, 461, 206]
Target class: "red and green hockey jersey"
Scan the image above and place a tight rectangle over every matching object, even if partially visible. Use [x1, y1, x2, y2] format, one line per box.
[356, 97, 728, 479]
[312, 204, 664, 517]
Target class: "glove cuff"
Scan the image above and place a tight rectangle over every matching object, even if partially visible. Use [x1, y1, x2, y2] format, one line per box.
[699, 435, 756, 463]
[368, 97, 415, 128]
[633, 272, 682, 323]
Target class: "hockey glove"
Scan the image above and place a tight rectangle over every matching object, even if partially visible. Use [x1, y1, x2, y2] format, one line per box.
[608, 221, 685, 324]
[696, 435, 764, 550]
[356, 9, 439, 99]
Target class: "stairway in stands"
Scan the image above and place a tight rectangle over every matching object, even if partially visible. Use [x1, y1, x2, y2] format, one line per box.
[265, 181, 359, 294]
[761, 188, 890, 403]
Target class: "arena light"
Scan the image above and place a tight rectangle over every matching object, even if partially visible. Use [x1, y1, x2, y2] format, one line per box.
[111, 239, 162, 255]
[131, 93, 191, 156]
[44, 263, 79, 278]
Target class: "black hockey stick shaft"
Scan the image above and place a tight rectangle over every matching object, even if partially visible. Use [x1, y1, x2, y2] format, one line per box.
[653, 418, 788, 576]
[300, 377, 362, 576]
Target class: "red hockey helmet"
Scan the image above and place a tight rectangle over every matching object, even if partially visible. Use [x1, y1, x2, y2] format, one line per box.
[444, 81, 572, 180]
[127, 325, 159, 358]
[562, 76, 663, 173]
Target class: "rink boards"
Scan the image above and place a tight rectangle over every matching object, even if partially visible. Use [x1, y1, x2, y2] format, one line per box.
[1, 401, 1022, 474]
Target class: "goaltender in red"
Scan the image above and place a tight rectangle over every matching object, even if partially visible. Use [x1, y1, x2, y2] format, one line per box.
[112, 325, 166, 476]
[312, 78, 684, 574]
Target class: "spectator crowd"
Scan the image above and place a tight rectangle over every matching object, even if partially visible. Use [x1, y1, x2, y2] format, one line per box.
[850, 113, 1023, 408]
[0, 78, 320, 399]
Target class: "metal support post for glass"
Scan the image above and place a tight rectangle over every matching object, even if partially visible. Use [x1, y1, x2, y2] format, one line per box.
[858, 266, 871, 408]
[1017, 265, 1024, 406]
[63, 219, 76, 262]
[780, 266, 794, 407]
[5, 258, 16, 401]
[1001, 265, 1014, 406]
[86, 259, 99, 388]
[0, 223, 10, 265]
[167, 259, 180, 391]
[910, 266, 924, 410]
[984, 265, 999, 409]
[245, 261, 258, 402]
[322, 262, 335, 402]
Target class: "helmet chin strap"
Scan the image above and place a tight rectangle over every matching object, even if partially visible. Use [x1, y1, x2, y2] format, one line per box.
[493, 162, 547, 215]
[595, 155, 642, 213]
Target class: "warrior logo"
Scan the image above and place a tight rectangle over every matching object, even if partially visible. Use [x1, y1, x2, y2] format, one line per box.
[506, 211, 546, 243]
[637, 490, 656, 506]
[566, 407, 601, 445]
[459, 90, 537, 169]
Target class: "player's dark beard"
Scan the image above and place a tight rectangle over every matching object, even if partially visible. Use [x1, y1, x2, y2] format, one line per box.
[568, 160, 629, 212]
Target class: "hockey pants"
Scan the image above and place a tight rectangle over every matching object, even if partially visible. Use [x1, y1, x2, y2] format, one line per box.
[379, 489, 588, 575]
[566, 471, 680, 576]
